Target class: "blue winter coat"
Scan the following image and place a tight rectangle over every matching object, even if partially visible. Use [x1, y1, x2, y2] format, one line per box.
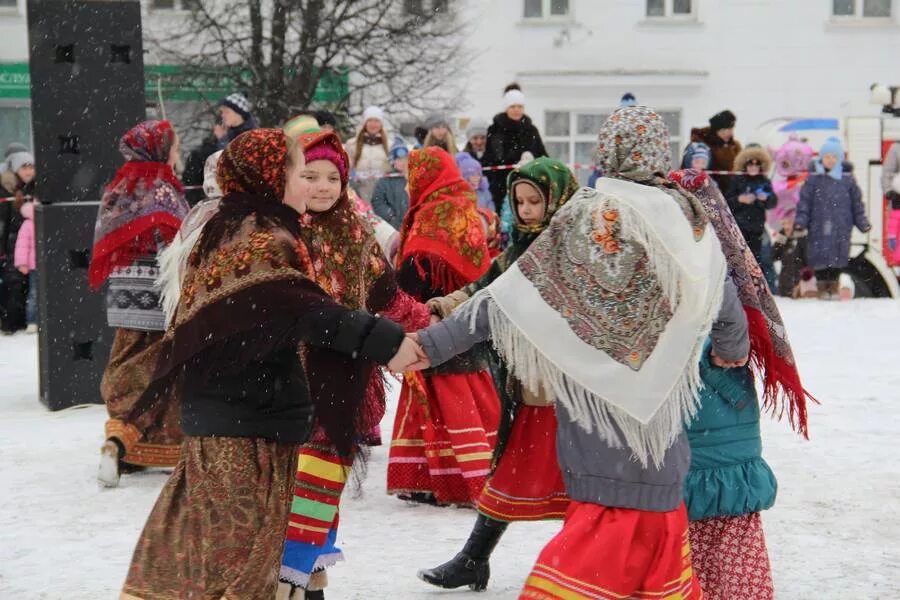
[795, 169, 870, 270]
[684, 342, 777, 521]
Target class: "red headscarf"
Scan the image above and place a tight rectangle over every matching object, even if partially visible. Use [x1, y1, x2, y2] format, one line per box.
[89, 120, 187, 289]
[397, 147, 490, 293]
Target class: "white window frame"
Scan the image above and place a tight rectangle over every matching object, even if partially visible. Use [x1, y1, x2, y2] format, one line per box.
[831, 0, 893, 19]
[645, 0, 697, 20]
[0, 0, 22, 16]
[543, 108, 683, 184]
[523, 0, 571, 22]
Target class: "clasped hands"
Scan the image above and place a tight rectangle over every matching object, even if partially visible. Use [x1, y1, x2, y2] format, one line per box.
[386, 332, 432, 373]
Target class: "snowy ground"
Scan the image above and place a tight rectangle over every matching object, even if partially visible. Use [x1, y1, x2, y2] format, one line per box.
[1, 299, 899, 599]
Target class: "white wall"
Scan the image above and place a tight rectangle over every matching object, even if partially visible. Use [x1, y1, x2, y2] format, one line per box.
[459, 0, 900, 146]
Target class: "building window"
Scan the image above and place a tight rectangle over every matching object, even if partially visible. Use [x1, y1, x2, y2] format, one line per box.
[0, 0, 17, 8]
[544, 109, 682, 184]
[523, 0, 569, 19]
[646, 0, 694, 17]
[833, 0, 892, 17]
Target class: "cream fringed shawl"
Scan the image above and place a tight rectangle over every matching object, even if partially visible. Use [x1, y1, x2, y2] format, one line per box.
[469, 180, 726, 467]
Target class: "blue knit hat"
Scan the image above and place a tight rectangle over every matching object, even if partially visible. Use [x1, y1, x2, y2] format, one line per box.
[681, 142, 711, 169]
[816, 136, 844, 180]
[389, 137, 409, 161]
[620, 93, 637, 108]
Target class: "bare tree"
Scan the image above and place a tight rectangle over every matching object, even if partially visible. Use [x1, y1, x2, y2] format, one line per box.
[147, 0, 469, 129]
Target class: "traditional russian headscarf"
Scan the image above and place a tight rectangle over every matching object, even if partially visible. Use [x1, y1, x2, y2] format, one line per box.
[397, 147, 490, 292]
[468, 107, 727, 466]
[670, 168, 813, 437]
[89, 120, 188, 288]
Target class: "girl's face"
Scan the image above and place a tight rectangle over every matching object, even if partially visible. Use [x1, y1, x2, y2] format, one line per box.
[716, 127, 734, 142]
[507, 105, 525, 121]
[16, 164, 35, 184]
[364, 119, 382, 136]
[431, 126, 448, 141]
[282, 151, 308, 214]
[469, 134, 486, 152]
[746, 163, 761, 176]
[691, 156, 708, 170]
[302, 159, 343, 212]
[822, 153, 839, 170]
[467, 174, 482, 189]
[219, 105, 244, 128]
[514, 181, 545, 226]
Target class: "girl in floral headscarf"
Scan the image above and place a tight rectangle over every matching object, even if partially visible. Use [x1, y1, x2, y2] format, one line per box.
[412, 106, 749, 598]
[279, 128, 432, 599]
[418, 157, 580, 592]
[386, 146, 501, 507]
[122, 129, 421, 600]
[89, 120, 189, 487]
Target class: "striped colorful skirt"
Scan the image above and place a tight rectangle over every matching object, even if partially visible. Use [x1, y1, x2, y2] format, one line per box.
[387, 370, 500, 505]
[689, 513, 774, 600]
[477, 405, 569, 522]
[521, 501, 703, 600]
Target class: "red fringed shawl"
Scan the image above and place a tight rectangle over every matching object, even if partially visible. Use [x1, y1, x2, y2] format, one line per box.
[669, 168, 815, 437]
[396, 147, 490, 292]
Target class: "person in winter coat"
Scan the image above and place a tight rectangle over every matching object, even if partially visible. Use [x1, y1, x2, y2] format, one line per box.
[769, 134, 814, 230]
[347, 105, 390, 202]
[218, 92, 259, 149]
[0, 150, 35, 334]
[682, 141, 712, 171]
[691, 109, 742, 190]
[13, 200, 36, 332]
[463, 119, 488, 162]
[726, 145, 777, 260]
[795, 137, 871, 299]
[182, 117, 228, 206]
[371, 139, 410, 230]
[456, 151, 493, 212]
[423, 113, 458, 155]
[771, 209, 810, 298]
[881, 142, 900, 264]
[482, 83, 548, 213]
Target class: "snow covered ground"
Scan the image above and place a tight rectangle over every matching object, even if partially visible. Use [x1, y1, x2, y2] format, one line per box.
[1, 299, 899, 599]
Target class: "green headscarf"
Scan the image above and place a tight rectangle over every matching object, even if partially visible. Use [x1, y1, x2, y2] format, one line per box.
[506, 157, 580, 247]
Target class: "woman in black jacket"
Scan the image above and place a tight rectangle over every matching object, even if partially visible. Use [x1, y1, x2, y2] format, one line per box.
[482, 83, 548, 212]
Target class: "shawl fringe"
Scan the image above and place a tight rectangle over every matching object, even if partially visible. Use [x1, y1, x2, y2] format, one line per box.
[157, 225, 205, 326]
[409, 253, 472, 296]
[89, 212, 182, 289]
[746, 307, 814, 438]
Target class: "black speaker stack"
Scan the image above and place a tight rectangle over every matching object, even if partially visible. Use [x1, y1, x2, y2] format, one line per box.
[27, 0, 145, 410]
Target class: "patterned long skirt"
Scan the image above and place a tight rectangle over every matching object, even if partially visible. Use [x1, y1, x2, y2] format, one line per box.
[101, 328, 182, 467]
[387, 370, 500, 505]
[476, 405, 569, 522]
[689, 513, 774, 600]
[521, 501, 703, 600]
[121, 437, 299, 600]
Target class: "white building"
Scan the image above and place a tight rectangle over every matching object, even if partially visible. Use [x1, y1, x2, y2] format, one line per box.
[2, 0, 900, 179]
[458, 0, 900, 180]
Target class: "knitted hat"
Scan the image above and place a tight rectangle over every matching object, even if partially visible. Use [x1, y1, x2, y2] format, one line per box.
[8, 151, 34, 173]
[425, 113, 449, 130]
[221, 93, 252, 121]
[305, 138, 349, 181]
[362, 105, 384, 124]
[389, 137, 409, 161]
[681, 142, 711, 168]
[620, 93, 637, 108]
[4, 142, 28, 159]
[503, 88, 526, 109]
[816, 136, 845, 180]
[709, 110, 736, 132]
[465, 119, 488, 141]
[733, 144, 773, 173]
[283, 114, 321, 140]
[455, 151, 483, 179]
[313, 110, 337, 129]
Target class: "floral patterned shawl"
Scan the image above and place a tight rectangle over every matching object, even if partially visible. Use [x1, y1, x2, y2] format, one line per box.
[89, 120, 188, 288]
[670, 168, 812, 437]
[397, 147, 490, 293]
[469, 108, 727, 467]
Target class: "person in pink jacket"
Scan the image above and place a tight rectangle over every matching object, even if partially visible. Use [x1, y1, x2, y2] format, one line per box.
[14, 200, 36, 333]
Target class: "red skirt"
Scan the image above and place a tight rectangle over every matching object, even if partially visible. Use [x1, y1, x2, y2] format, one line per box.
[387, 370, 500, 505]
[689, 513, 774, 600]
[521, 501, 703, 600]
[477, 405, 569, 522]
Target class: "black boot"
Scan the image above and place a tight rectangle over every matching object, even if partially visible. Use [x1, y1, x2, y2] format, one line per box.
[417, 514, 509, 591]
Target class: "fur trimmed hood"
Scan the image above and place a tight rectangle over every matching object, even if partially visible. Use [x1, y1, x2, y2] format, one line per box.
[733, 145, 772, 174]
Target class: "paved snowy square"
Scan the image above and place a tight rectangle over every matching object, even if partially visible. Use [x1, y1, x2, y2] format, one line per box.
[1, 299, 899, 599]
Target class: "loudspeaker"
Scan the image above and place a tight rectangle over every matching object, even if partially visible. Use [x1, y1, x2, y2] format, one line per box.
[35, 202, 111, 410]
[27, 0, 145, 410]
